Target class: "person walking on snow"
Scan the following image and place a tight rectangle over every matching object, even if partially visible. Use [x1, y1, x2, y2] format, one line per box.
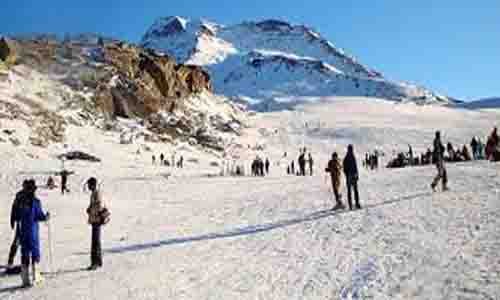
[265, 158, 270, 175]
[326, 152, 344, 210]
[431, 131, 448, 191]
[86, 177, 107, 271]
[16, 179, 50, 287]
[6, 180, 28, 274]
[343, 145, 361, 210]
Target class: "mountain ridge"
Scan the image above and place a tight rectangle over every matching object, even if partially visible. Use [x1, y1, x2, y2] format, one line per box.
[141, 16, 449, 110]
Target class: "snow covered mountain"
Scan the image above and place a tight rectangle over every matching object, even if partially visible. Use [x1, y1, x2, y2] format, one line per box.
[457, 97, 500, 110]
[141, 17, 449, 110]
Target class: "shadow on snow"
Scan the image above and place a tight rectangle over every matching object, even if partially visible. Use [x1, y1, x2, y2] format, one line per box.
[83, 191, 432, 256]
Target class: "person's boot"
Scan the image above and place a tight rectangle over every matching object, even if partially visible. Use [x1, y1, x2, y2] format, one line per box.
[430, 182, 437, 192]
[442, 183, 449, 191]
[20, 265, 32, 287]
[32, 263, 44, 286]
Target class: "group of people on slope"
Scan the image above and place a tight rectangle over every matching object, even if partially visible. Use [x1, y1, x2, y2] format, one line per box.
[287, 148, 314, 176]
[152, 153, 184, 168]
[6, 177, 108, 287]
[324, 131, 453, 210]
[251, 156, 270, 176]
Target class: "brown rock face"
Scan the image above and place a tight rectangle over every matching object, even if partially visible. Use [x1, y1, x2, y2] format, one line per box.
[0, 38, 17, 66]
[96, 43, 211, 119]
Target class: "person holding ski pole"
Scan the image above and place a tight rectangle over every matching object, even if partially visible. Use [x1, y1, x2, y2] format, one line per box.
[16, 179, 50, 287]
[5, 180, 28, 274]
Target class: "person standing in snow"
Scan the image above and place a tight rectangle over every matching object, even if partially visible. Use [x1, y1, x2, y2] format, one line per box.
[160, 153, 164, 165]
[16, 179, 50, 287]
[308, 153, 314, 176]
[326, 152, 344, 210]
[298, 152, 306, 176]
[343, 145, 361, 210]
[86, 177, 107, 271]
[470, 137, 478, 160]
[59, 170, 72, 195]
[152, 155, 156, 165]
[6, 180, 28, 274]
[431, 131, 448, 191]
[291, 160, 295, 175]
[265, 158, 270, 175]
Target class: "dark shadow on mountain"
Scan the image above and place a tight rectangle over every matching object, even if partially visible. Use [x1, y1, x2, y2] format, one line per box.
[452, 98, 500, 110]
[87, 191, 431, 255]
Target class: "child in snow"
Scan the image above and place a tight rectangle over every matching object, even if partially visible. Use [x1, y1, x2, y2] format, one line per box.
[16, 179, 50, 287]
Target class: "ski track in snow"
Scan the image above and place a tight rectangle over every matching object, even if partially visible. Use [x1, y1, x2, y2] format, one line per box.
[1, 98, 500, 299]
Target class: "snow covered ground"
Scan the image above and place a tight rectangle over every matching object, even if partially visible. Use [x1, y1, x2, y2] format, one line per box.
[1, 97, 499, 299]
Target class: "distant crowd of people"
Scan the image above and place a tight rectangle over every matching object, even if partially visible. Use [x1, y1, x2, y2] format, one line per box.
[387, 127, 500, 169]
[286, 148, 314, 176]
[251, 157, 270, 176]
[152, 153, 184, 168]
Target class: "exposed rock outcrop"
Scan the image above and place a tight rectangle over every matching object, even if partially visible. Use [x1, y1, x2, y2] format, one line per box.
[94, 43, 211, 119]
[0, 37, 17, 66]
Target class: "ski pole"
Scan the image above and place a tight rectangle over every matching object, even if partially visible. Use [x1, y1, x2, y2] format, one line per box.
[47, 217, 54, 274]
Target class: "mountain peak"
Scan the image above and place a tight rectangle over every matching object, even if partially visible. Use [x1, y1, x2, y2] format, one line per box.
[141, 16, 449, 110]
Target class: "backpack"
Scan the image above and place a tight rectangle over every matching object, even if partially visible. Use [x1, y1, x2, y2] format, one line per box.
[99, 207, 111, 225]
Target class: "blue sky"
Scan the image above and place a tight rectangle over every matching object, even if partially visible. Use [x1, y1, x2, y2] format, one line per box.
[1, 0, 499, 100]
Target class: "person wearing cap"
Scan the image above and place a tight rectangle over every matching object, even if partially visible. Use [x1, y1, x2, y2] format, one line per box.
[86, 177, 105, 270]
[16, 179, 50, 287]
[6, 180, 29, 273]
[343, 144, 361, 210]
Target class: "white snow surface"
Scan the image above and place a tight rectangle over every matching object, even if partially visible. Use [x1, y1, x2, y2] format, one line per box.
[141, 17, 447, 109]
[1, 97, 500, 299]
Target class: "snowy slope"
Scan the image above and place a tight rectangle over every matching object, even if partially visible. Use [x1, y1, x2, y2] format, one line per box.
[1, 98, 499, 299]
[142, 17, 448, 110]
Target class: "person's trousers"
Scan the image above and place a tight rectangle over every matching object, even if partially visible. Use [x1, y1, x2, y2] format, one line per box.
[432, 160, 448, 188]
[347, 181, 360, 209]
[7, 225, 20, 266]
[91, 225, 102, 267]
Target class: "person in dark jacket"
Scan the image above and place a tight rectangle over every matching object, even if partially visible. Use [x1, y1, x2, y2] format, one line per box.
[265, 158, 270, 175]
[291, 160, 295, 175]
[6, 180, 28, 273]
[16, 179, 50, 287]
[308, 153, 314, 176]
[470, 137, 478, 160]
[343, 145, 361, 210]
[59, 170, 73, 195]
[298, 152, 306, 176]
[326, 152, 344, 210]
[431, 131, 448, 191]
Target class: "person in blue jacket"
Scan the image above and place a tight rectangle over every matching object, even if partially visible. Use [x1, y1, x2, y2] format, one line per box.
[16, 179, 50, 287]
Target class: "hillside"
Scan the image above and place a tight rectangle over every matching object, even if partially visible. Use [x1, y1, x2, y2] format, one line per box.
[141, 17, 449, 110]
[0, 36, 246, 152]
